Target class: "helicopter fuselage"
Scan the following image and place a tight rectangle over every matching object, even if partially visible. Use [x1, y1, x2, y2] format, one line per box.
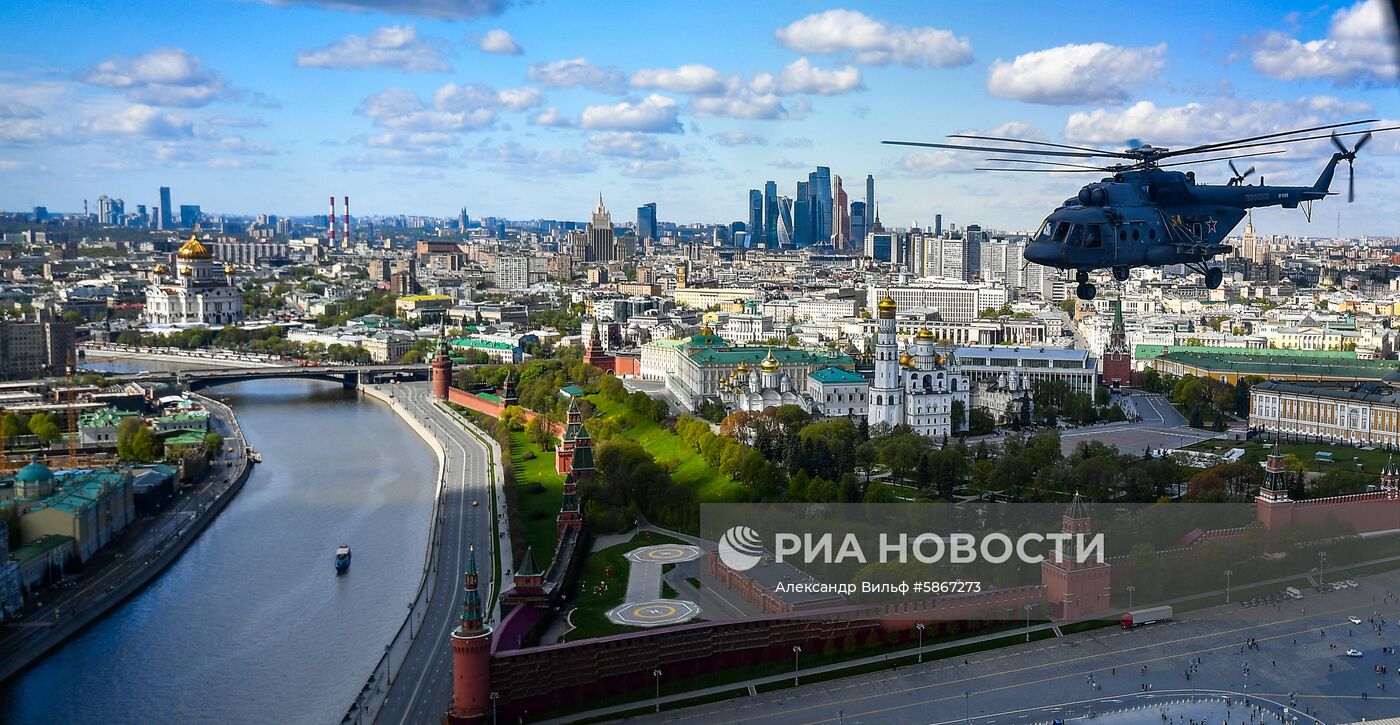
[1022, 153, 1345, 275]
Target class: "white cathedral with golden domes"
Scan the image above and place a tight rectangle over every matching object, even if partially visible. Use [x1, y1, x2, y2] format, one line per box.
[144, 235, 244, 326]
[869, 293, 969, 439]
[719, 348, 805, 413]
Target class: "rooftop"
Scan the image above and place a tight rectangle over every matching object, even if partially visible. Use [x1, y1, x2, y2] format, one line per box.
[809, 366, 868, 384]
[1158, 350, 1398, 379]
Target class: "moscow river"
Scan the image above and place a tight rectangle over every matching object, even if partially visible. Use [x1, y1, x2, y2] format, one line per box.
[0, 358, 436, 724]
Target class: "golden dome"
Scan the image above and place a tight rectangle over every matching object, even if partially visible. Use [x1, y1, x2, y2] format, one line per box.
[177, 235, 212, 260]
[179, 266, 192, 276]
[223, 263, 235, 275]
[699, 324, 714, 336]
[915, 327, 935, 341]
[877, 294, 897, 318]
[898, 352, 913, 366]
[759, 349, 780, 373]
[736, 361, 749, 374]
[153, 264, 167, 274]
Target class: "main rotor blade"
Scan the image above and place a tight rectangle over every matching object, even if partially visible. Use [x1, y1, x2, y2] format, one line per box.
[950, 134, 1131, 157]
[1349, 164, 1355, 203]
[1158, 126, 1400, 160]
[1167, 119, 1378, 157]
[973, 167, 1105, 173]
[984, 157, 1109, 170]
[1152, 149, 1288, 169]
[883, 140, 1099, 158]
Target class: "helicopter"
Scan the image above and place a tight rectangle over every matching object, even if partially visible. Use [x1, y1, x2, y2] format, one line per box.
[886, 119, 1396, 300]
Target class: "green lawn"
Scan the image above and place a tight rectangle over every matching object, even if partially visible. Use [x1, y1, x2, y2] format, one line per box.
[561, 530, 685, 642]
[506, 430, 564, 564]
[1183, 438, 1394, 478]
[587, 394, 744, 502]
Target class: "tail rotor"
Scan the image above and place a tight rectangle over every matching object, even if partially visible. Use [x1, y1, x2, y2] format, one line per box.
[1227, 160, 1255, 186]
[1331, 130, 1372, 202]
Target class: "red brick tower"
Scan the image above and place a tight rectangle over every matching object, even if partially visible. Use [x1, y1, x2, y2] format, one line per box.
[583, 320, 614, 373]
[1041, 494, 1113, 619]
[445, 546, 491, 724]
[555, 397, 583, 475]
[557, 469, 583, 539]
[1255, 443, 1294, 532]
[1101, 298, 1131, 388]
[431, 330, 453, 401]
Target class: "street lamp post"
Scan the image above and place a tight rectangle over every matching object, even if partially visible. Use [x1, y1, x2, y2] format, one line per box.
[916, 623, 926, 664]
[490, 691, 498, 725]
[792, 645, 802, 687]
[1126, 585, 1136, 610]
[653, 669, 662, 713]
[1224, 569, 1233, 603]
[1024, 604, 1033, 642]
[1318, 551, 1327, 586]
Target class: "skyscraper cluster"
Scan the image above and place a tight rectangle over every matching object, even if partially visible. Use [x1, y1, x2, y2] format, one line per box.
[746, 166, 874, 250]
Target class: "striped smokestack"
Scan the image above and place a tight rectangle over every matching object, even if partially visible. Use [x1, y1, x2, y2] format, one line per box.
[343, 196, 350, 246]
[329, 195, 337, 243]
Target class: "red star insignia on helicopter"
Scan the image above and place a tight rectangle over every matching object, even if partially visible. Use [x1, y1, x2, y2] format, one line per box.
[1206, 218, 1218, 233]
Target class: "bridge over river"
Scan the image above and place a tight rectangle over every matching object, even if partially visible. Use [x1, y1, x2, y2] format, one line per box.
[99, 363, 431, 390]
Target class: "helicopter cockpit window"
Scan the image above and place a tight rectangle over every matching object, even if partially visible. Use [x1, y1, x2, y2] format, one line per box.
[1035, 218, 1052, 239]
[1051, 221, 1071, 243]
[1085, 224, 1103, 248]
[1065, 224, 1084, 247]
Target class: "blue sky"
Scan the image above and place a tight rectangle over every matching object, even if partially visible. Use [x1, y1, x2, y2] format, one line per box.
[1, 0, 1398, 236]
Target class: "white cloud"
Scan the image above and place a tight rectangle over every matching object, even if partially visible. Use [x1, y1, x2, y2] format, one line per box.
[357, 83, 540, 133]
[769, 158, 807, 169]
[987, 43, 1166, 105]
[710, 132, 766, 146]
[752, 58, 862, 96]
[587, 131, 678, 159]
[0, 100, 42, 119]
[0, 160, 48, 173]
[478, 29, 522, 55]
[365, 131, 460, 148]
[214, 135, 276, 155]
[529, 106, 575, 128]
[337, 147, 454, 169]
[1063, 96, 1375, 148]
[296, 25, 450, 72]
[82, 104, 195, 138]
[262, 0, 506, 20]
[580, 94, 682, 133]
[465, 140, 597, 175]
[528, 58, 626, 94]
[1250, 0, 1399, 84]
[775, 9, 973, 67]
[690, 90, 806, 121]
[78, 47, 230, 108]
[630, 64, 728, 95]
[622, 159, 700, 179]
[778, 137, 813, 148]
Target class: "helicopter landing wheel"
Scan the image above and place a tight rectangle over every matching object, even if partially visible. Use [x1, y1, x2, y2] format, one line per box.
[1113, 266, 1130, 282]
[1204, 267, 1222, 290]
[1075, 270, 1089, 285]
[1076, 282, 1096, 301]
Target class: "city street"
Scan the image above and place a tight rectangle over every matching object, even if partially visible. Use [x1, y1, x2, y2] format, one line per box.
[368, 382, 509, 725]
[626, 570, 1400, 724]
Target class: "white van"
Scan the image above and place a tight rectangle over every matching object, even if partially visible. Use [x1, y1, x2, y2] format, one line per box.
[1285, 586, 1302, 599]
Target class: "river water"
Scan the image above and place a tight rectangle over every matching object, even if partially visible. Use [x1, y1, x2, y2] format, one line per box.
[0, 357, 436, 724]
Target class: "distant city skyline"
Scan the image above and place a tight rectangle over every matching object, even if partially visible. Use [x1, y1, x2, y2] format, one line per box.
[0, 0, 1398, 235]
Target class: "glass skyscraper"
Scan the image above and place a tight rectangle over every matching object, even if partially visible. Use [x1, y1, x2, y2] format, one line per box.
[762, 181, 778, 248]
[158, 186, 172, 230]
[793, 181, 809, 247]
[747, 189, 763, 244]
[636, 202, 658, 241]
[808, 167, 832, 245]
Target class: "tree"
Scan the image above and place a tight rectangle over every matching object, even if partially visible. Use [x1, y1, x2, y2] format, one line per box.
[950, 399, 966, 435]
[1, 413, 25, 442]
[203, 432, 225, 457]
[400, 348, 424, 364]
[967, 409, 996, 436]
[116, 417, 159, 462]
[26, 413, 61, 445]
[863, 482, 898, 503]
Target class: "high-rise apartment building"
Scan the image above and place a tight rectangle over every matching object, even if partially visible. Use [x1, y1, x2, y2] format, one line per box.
[762, 181, 778, 248]
[850, 201, 867, 249]
[158, 187, 173, 230]
[496, 255, 530, 290]
[96, 196, 124, 226]
[776, 197, 794, 247]
[0, 310, 75, 381]
[865, 174, 874, 221]
[747, 189, 763, 244]
[637, 202, 658, 242]
[587, 195, 615, 263]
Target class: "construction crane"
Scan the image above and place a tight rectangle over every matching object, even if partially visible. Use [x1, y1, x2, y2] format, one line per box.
[66, 351, 77, 469]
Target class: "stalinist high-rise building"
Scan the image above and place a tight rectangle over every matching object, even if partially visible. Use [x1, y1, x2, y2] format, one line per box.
[586, 195, 615, 263]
